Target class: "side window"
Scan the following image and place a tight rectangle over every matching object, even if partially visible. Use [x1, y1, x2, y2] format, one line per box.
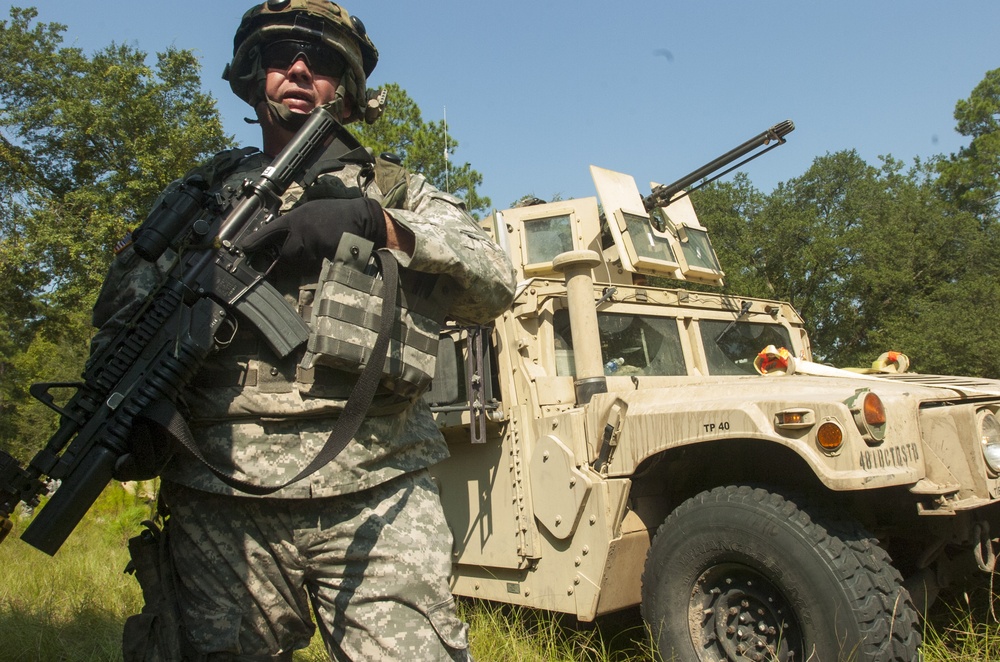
[552, 309, 686, 377]
[699, 320, 793, 375]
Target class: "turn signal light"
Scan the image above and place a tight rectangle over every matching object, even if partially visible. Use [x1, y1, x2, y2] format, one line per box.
[817, 421, 844, 451]
[775, 409, 814, 429]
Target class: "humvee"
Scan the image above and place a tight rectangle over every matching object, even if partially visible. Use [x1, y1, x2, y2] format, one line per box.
[424, 122, 1000, 661]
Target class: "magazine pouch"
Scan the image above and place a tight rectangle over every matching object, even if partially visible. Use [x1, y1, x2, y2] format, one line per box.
[301, 234, 446, 401]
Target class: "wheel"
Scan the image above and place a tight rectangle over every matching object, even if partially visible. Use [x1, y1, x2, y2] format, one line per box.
[641, 485, 921, 661]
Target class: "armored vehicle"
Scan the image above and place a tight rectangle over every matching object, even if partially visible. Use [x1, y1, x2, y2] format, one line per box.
[424, 122, 1000, 661]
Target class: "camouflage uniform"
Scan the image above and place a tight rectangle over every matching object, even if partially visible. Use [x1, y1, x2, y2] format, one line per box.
[97, 149, 515, 659]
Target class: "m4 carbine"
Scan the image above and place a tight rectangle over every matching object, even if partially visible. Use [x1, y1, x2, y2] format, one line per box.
[0, 106, 358, 555]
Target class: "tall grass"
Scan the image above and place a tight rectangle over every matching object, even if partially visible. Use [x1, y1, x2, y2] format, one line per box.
[0, 484, 153, 661]
[2, 484, 998, 661]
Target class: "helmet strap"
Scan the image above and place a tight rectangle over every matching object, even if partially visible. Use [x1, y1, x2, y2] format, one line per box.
[264, 98, 311, 131]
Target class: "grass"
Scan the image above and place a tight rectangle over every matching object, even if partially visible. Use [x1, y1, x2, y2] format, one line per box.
[2, 483, 999, 661]
[922, 577, 1000, 662]
[0, 484, 153, 661]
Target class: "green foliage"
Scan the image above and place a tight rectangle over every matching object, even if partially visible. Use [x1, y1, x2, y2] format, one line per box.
[0, 6, 231, 457]
[0, 7, 230, 308]
[352, 83, 491, 216]
[937, 67, 1000, 220]
[0, 308, 91, 462]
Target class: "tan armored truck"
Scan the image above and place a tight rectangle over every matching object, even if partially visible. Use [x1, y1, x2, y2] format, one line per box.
[424, 122, 1000, 661]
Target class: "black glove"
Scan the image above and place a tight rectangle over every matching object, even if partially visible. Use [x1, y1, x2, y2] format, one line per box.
[242, 198, 388, 274]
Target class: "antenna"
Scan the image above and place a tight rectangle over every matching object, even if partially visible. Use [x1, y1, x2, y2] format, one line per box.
[443, 106, 450, 193]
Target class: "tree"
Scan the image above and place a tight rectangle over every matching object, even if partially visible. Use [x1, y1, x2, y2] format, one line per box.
[937, 68, 1000, 221]
[352, 83, 491, 216]
[0, 7, 231, 457]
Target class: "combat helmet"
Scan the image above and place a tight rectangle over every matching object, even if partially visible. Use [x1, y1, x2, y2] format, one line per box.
[224, 0, 379, 125]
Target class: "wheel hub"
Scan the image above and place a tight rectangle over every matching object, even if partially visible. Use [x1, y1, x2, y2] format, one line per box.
[690, 563, 802, 662]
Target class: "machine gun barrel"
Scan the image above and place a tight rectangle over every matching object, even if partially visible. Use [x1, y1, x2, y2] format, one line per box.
[643, 119, 794, 211]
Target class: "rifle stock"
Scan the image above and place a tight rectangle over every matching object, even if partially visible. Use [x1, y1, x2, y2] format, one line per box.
[0, 106, 358, 555]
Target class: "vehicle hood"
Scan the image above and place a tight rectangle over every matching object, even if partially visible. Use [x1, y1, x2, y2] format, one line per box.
[867, 373, 1000, 399]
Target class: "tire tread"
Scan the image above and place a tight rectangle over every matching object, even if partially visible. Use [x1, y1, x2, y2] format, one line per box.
[641, 485, 921, 661]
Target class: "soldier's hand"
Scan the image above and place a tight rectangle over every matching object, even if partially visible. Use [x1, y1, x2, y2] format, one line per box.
[243, 198, 388, 273]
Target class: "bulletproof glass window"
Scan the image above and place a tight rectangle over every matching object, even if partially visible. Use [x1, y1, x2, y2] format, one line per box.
[620, 210, 678, 266]
[553, 309, 686, 377]
[676, 226, 721, 272]
[523, 214, 573, 269]
[699, 320, 793, 376]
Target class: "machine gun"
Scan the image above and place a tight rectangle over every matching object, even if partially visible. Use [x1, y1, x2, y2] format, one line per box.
[643, 119, 794, 211]
[0, 105, 360, 555]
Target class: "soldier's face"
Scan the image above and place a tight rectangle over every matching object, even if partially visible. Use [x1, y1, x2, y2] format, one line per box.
[263, 51, 341, 115]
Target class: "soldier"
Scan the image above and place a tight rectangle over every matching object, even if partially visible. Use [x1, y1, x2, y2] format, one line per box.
[92, 1, 515, 659]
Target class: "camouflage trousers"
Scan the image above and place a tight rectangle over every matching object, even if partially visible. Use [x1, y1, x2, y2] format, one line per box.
[142, 470, 469, 661]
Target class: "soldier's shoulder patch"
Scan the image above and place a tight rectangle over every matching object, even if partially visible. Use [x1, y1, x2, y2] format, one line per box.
[114, 231, 134, 255]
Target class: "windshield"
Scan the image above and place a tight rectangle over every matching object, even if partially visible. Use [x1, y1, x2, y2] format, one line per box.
[554, 310, 686, 377]
[699, 319, 793, 375]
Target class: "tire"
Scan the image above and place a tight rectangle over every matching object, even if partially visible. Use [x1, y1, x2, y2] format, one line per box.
[641, 485, 921, 662]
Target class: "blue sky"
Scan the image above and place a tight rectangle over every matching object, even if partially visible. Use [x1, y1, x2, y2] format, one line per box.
[11, 1, 1000, 209]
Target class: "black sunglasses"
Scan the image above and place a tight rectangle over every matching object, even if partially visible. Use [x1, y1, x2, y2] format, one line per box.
[261, 40, 347, 78]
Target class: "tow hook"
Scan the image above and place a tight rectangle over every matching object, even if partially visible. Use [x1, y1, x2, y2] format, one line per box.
[973, 521, 997, 572]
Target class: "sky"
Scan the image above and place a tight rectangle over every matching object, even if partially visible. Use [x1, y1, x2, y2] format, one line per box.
[10, 1, 1000, 210]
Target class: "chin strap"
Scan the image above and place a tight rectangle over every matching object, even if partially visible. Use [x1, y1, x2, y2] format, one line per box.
[264, 90, 350, 132]
[260, 69, 387, 129]
[265, 98, 312, 132]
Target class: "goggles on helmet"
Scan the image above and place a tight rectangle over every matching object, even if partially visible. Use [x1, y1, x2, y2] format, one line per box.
[260, 39, 347, 78]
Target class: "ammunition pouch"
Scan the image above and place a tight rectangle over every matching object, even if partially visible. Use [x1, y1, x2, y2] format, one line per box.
[122, 520, 183, 662]
[301, 234, 446, 401]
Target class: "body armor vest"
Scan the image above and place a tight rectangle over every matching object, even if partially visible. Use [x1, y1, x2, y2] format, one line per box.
[182, 148, 440, 425]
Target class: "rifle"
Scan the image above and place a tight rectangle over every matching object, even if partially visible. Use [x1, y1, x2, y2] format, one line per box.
[0, 105, 360, 555]
[642, 119, 794, 211]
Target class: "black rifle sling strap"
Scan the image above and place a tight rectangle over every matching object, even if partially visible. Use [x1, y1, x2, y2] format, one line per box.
[143, 248, 399, 496]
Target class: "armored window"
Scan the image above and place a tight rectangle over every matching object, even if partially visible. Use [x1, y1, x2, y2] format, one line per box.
[552, 309, 686, 377]
[523, 214, 573, 268]
[699, 320, 792, 376]
[675, 225, 722, 272]
[611, 208, 681, 276]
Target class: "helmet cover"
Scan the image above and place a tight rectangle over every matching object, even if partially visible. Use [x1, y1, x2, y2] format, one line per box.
[225, 0, 378, 124]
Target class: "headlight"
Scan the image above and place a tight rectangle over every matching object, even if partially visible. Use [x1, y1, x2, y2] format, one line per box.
[846, 389, 886, 444]
[978, 410, 1000, 475]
